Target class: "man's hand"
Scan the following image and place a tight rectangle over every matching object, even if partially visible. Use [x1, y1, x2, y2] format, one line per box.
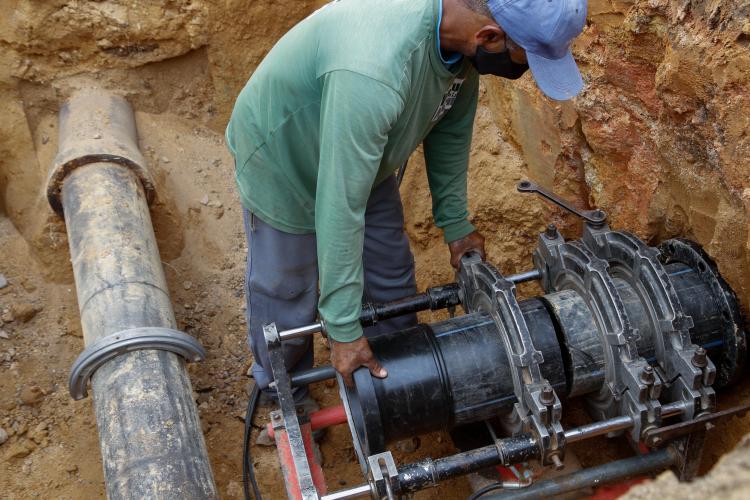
[330, 336, 387, 387]
[448, 230, 486, 269]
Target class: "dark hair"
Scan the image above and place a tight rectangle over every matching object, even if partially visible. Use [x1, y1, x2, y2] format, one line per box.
[461, 0, 493, 18]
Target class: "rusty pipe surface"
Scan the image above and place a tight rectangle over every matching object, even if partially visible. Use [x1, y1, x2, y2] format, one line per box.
[50, 90, 217, 498]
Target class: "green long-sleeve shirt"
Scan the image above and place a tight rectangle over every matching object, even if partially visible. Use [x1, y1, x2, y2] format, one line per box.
[226, 0, 479, 342]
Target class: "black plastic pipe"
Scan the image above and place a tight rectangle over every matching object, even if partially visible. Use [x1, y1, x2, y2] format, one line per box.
[344, 299, 565, 455]
[49, 90, 216, 498]
[485, 448, 674, 499]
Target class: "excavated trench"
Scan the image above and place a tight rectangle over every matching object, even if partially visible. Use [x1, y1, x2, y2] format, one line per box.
[1, 1, 750, 498]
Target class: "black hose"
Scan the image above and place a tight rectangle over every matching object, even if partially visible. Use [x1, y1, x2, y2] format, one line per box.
[243, 384, 263, 500]
[484, 449, 675, 499]
[468, 483, 507, 500]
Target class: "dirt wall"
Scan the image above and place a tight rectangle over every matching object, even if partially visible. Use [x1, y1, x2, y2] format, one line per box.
[485, 0, 750, 307]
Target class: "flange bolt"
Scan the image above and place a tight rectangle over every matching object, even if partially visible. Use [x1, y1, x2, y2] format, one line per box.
[540, 385, 555, 405]
[550, 453, 564, 471]
[692, 347, 708, 368]
[640, 365, 655, 385]
[544, 224, 558, 240]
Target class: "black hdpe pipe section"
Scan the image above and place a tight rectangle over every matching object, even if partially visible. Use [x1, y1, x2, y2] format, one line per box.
[289, 284, 462, 387]
[346, 298, 565, 454]
[484, 448, 674, 499]
[397, 434, 540, 493]
[50, 91, 217, 498]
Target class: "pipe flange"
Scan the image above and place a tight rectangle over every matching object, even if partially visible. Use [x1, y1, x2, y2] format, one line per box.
[659, 238, 747, 388]
[48, 154, 155, 216]
[69, 327, 206, 400]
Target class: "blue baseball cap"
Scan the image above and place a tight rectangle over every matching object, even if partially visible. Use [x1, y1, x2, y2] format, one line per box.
[488, 0, 587, 100]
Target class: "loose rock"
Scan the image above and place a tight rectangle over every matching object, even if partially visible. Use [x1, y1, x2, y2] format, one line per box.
[19, 385, 45, 406]
[11, 302, 40, 323]
[0, 427, 8, 445]
[0, 330, 9, 340]
[0, 274, 7, 289]
[5, 439, 35, 459]
[1, 309, 13, 323]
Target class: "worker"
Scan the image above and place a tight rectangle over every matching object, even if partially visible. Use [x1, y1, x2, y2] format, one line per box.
[225, 0, 587, 435]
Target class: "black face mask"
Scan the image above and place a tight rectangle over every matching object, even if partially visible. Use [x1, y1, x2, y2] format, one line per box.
[469, 46, 529, 80]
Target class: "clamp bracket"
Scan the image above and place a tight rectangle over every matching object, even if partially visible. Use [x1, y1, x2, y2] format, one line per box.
[368, 451, 399, 499]
[69, 326, 205, 400]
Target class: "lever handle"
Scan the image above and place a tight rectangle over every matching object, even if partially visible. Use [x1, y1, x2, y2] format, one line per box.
[517, 180, 607, 226]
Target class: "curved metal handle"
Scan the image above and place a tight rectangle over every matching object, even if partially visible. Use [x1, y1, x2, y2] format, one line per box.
[517, 180, 607, 226]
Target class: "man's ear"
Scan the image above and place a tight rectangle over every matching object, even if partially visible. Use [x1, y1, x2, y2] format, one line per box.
[475, 25, 505, 51]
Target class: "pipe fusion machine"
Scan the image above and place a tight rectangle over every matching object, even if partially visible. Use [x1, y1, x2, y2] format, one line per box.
[261, 181, 748, 500]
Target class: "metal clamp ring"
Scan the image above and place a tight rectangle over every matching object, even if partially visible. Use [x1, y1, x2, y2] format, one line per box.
[69, 327, 206, 400]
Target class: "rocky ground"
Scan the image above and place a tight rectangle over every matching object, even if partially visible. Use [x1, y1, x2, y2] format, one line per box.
[1, 0, 750, 499]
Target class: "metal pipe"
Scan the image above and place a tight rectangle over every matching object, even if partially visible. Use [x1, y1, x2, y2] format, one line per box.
[320, 484, 372, 500]
[281, 283, 462, 341]
[291, 364, 337, 387]
[507, 269, 542, 284]
[279, 321, 325, 340]
[564, 402, 685, 444]
[267, 404, 347, 439]
[485, 448, 675, 499]
[397, 434, 540, 493]
[49, 90, 217, 498]
[360, 283, 461, 327]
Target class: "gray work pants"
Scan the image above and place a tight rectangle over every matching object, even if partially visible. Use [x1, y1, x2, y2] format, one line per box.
[243, 176, 417, 398]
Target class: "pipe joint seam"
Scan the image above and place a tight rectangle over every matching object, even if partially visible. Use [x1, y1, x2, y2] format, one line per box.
[46, 90, 155, 217]
[47, 154, 155, 216]
[69, 326, 206, 400]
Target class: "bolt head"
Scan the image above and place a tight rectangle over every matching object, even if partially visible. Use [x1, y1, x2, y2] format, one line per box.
[540, 385, 555, 404]
[692, 347, 708, 368]
[640, 365, 655, 384]
[544, 224, 558, 239]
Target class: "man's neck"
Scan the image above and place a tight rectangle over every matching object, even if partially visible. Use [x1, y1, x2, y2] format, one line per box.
[439, 0, 474, 56]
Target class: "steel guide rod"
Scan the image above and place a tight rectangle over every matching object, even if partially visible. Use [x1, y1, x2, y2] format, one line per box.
[278, 270, 541, 341]
[322, 402, 686, 499]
